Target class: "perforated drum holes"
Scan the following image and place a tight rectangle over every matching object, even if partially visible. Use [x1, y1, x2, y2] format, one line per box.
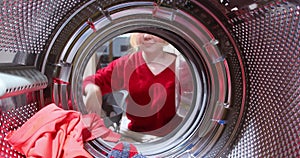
[0, 0, 298, 158]
[228, 1, 300, 157]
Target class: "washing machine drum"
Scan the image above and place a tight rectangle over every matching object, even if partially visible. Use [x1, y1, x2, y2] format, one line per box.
[1, 0, 299, 158]
[37, 1, 244, 157]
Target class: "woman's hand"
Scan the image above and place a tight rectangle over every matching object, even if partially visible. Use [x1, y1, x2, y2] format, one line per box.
[83, 84, 103, 116]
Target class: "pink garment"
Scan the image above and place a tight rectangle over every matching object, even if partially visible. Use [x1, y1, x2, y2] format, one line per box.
[82, 113, 121, 142]
[5, 103, 121, 158]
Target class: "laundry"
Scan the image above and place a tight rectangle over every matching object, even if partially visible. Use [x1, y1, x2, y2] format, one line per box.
[82, 112, 121, 142]
[5, 103, 121, 158]
[107, 142, 146, 158]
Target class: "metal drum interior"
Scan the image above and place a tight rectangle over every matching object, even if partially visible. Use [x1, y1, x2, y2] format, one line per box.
[0, 0, 299, 158]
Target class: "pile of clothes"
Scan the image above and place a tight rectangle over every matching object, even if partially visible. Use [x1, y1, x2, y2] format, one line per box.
[5, 103, 121, 158]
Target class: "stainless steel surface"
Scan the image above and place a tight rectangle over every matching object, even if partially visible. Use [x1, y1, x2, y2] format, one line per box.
[0, 65, 48, 99]
[227, 1, 300, 157]
[0, 0, 299, 158]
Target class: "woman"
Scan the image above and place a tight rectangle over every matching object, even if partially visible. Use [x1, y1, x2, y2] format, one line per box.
[83, 33, 180, 136]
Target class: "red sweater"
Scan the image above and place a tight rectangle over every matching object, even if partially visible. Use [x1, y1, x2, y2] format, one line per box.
[83, 52, 176, 132]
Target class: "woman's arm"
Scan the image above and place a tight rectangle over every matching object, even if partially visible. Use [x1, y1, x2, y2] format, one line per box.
[83, 83, 103, 116]
[82, 54, 129, 115]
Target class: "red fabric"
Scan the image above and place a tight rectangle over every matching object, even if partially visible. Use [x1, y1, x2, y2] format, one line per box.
[5, 103, 120, 158]
[82, 113, 121, 142]
[83, 52, 176, 132]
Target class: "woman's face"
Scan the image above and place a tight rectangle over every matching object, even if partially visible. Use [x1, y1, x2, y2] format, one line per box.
[137, 33, 167, 53]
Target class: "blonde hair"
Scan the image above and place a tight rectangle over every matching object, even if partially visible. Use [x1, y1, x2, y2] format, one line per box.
[129, 33, 140, 48]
